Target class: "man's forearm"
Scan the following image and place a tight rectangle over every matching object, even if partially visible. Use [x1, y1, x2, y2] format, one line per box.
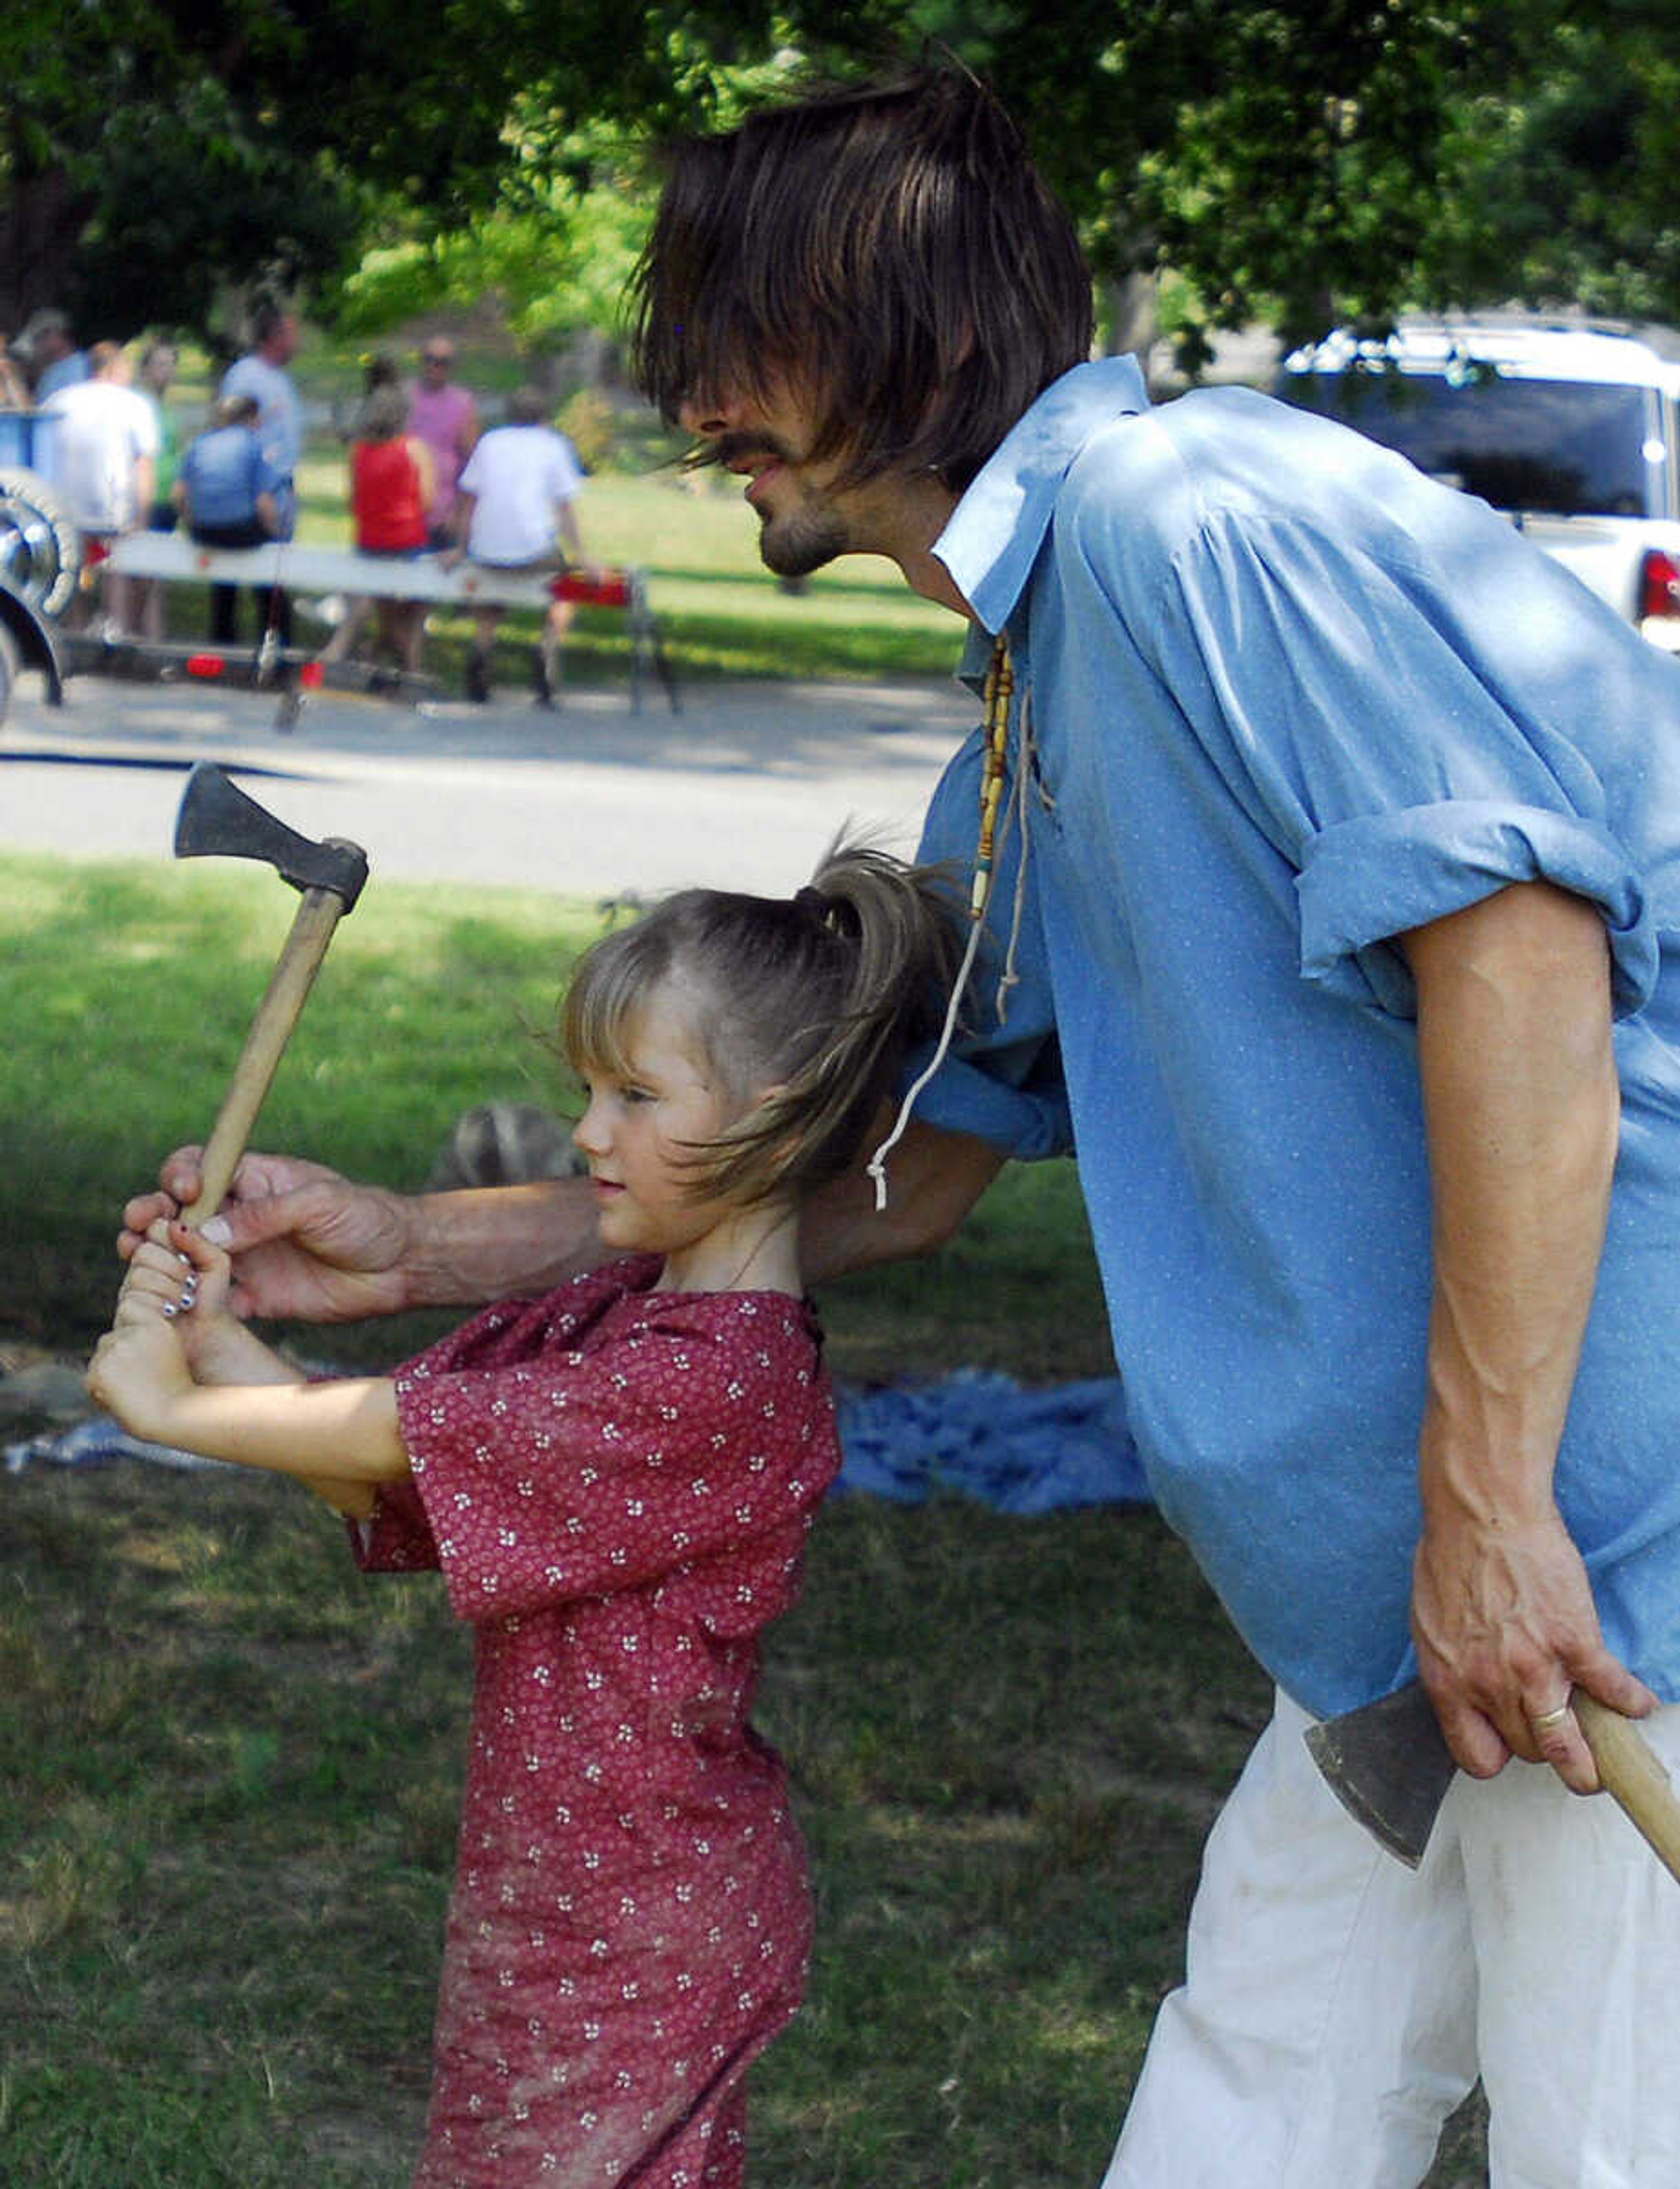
[1407, 882, 1619, 1525]
[399, 1176, 607, 1310]
[1402, 879, 1635, 1779]
[395, 1125, 992, 1310]
[798, 1117, 1004, 1286]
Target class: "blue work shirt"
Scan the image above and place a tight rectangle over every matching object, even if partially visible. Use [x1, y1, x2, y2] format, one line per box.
[179, 424, 285, 531]
[220, 354, 301, 537]
[916, 358, 1680, 1718]
[220, 354, 301, 478]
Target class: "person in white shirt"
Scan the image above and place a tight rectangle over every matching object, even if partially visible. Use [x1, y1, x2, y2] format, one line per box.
[449, 386, 596, 705]
[44, 340, 159, 633]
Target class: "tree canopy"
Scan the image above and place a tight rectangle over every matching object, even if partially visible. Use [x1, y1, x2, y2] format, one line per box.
[6, 1, 1679, 360]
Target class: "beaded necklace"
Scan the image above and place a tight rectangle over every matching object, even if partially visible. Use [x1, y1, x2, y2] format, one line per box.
[970, 632, 1015, 919]
[866, 630, 1020, 1208]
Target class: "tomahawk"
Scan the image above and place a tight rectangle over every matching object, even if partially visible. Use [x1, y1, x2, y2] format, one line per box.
[170, 761, 369, 1226]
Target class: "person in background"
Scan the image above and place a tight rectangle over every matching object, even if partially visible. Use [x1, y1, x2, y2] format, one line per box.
[24, 308, 89, 400]
[449, 386, 595, 707]
[175, 394, 284, 643]
[134, 339, 181, 640]
[218, 304, 301, 647]
[43, 340, 158, 633]
[0, 334, 32, 409]
[407, 336, 479, 550]
[319, 381, 435, 678]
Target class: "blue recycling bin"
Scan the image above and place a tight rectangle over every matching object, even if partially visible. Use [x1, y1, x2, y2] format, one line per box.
[0, 408, 60, 480]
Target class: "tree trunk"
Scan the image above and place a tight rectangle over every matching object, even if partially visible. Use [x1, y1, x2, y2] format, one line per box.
[0, 157, 96, 330]
[1102, 269, 1158, 377]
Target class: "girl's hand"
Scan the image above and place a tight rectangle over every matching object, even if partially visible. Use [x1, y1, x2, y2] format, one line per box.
[87, 1315, 193, 1445]
[118, 1220, 237, 1369]
[116, 1221, 297, 1390]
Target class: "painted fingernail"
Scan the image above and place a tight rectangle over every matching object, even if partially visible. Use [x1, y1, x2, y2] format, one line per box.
[201, 1218, 232, 1247]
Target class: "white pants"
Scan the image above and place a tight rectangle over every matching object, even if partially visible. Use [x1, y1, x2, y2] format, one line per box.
[1102, 1689, 1680, 2189]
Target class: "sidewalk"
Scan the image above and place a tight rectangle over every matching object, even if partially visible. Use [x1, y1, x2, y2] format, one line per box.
[0, 665, 976, 896]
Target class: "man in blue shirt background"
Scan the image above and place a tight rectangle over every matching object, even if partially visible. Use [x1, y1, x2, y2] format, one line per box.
[24, 307, 89, 401]
[176, 391, 286, 647]
[215, 302, 301, 648]
[177, 394, 284, 543]
[124, 67, 1680, 2188]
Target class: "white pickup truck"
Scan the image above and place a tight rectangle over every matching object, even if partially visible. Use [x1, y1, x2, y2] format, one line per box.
[1279, 316, 1680, 652]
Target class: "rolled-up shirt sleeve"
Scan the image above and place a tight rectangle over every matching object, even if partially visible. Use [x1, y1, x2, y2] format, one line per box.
[1149, 508, 1659, 1020]
[1297, 802, 1653, 1018]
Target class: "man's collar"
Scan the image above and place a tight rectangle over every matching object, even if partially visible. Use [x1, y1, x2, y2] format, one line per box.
[934, 357, 1150, 638]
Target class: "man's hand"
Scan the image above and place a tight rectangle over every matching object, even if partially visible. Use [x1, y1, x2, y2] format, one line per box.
[1413, 1499, 1656, 1793]
[119, 1150, 417, 1323]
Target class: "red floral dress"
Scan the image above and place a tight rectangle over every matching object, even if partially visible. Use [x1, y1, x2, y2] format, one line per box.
[354, 1257, 840, 2188]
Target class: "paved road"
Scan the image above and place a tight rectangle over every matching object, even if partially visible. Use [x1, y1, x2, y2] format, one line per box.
[0, 660, 976, 898]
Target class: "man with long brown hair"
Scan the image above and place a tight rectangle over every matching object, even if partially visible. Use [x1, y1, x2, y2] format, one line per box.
[125, 66, 1680, 2186]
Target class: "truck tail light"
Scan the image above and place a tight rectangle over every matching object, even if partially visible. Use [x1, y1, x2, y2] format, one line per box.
[1639, 547, 1680, 624]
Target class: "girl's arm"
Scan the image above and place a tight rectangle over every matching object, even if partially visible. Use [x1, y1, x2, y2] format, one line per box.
[94, 1222, 410, 1519]
[88, 1317, 409, 1501]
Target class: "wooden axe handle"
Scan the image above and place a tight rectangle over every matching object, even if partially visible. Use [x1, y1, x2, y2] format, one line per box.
[179, 885, 348, 1230]
[1574, 1691, 1680, 1885]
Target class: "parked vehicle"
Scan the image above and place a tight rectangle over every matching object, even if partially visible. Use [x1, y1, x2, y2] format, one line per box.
[0, 410, 74, 724]
[0, 406, 79, 620]
[1279, 316, 1680, 651]
[0, 571, 64, 726]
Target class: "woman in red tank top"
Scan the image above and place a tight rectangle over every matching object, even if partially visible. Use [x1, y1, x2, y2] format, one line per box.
[321, 382, 436, 674]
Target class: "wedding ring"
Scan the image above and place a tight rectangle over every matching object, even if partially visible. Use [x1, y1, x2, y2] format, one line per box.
[1530, 1702, 1573, 1732]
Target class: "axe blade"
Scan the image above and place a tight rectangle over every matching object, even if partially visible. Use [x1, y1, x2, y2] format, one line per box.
[1303, 1682, 1458, 1869]
[173, 760, 368, 911]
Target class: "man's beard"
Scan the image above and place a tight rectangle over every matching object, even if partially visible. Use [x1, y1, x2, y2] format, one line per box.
[758, 494, 850, 578]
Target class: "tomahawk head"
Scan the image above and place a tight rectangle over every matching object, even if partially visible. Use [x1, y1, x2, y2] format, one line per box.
[174, 761, 368, 909]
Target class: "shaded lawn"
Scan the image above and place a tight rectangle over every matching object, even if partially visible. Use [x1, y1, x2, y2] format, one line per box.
[1, 1459, 1267, 2187]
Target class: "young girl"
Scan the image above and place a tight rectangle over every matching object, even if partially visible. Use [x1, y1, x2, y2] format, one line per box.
[88, 846, 958, 2189]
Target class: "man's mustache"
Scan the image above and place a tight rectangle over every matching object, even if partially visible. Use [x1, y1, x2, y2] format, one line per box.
[711, 430, 799, 469]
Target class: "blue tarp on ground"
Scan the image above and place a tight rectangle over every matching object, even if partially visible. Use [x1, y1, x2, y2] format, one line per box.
[8, 1370, 1152, 1515]
[835, 1370, 1147, 1514]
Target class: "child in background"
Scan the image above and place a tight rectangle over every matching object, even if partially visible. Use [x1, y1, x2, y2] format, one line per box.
[319, 380, 436, 678]
[88, 846, 959, 2189]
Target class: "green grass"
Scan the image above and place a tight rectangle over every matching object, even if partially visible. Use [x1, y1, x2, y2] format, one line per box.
[0, 851, 1487, 2184]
